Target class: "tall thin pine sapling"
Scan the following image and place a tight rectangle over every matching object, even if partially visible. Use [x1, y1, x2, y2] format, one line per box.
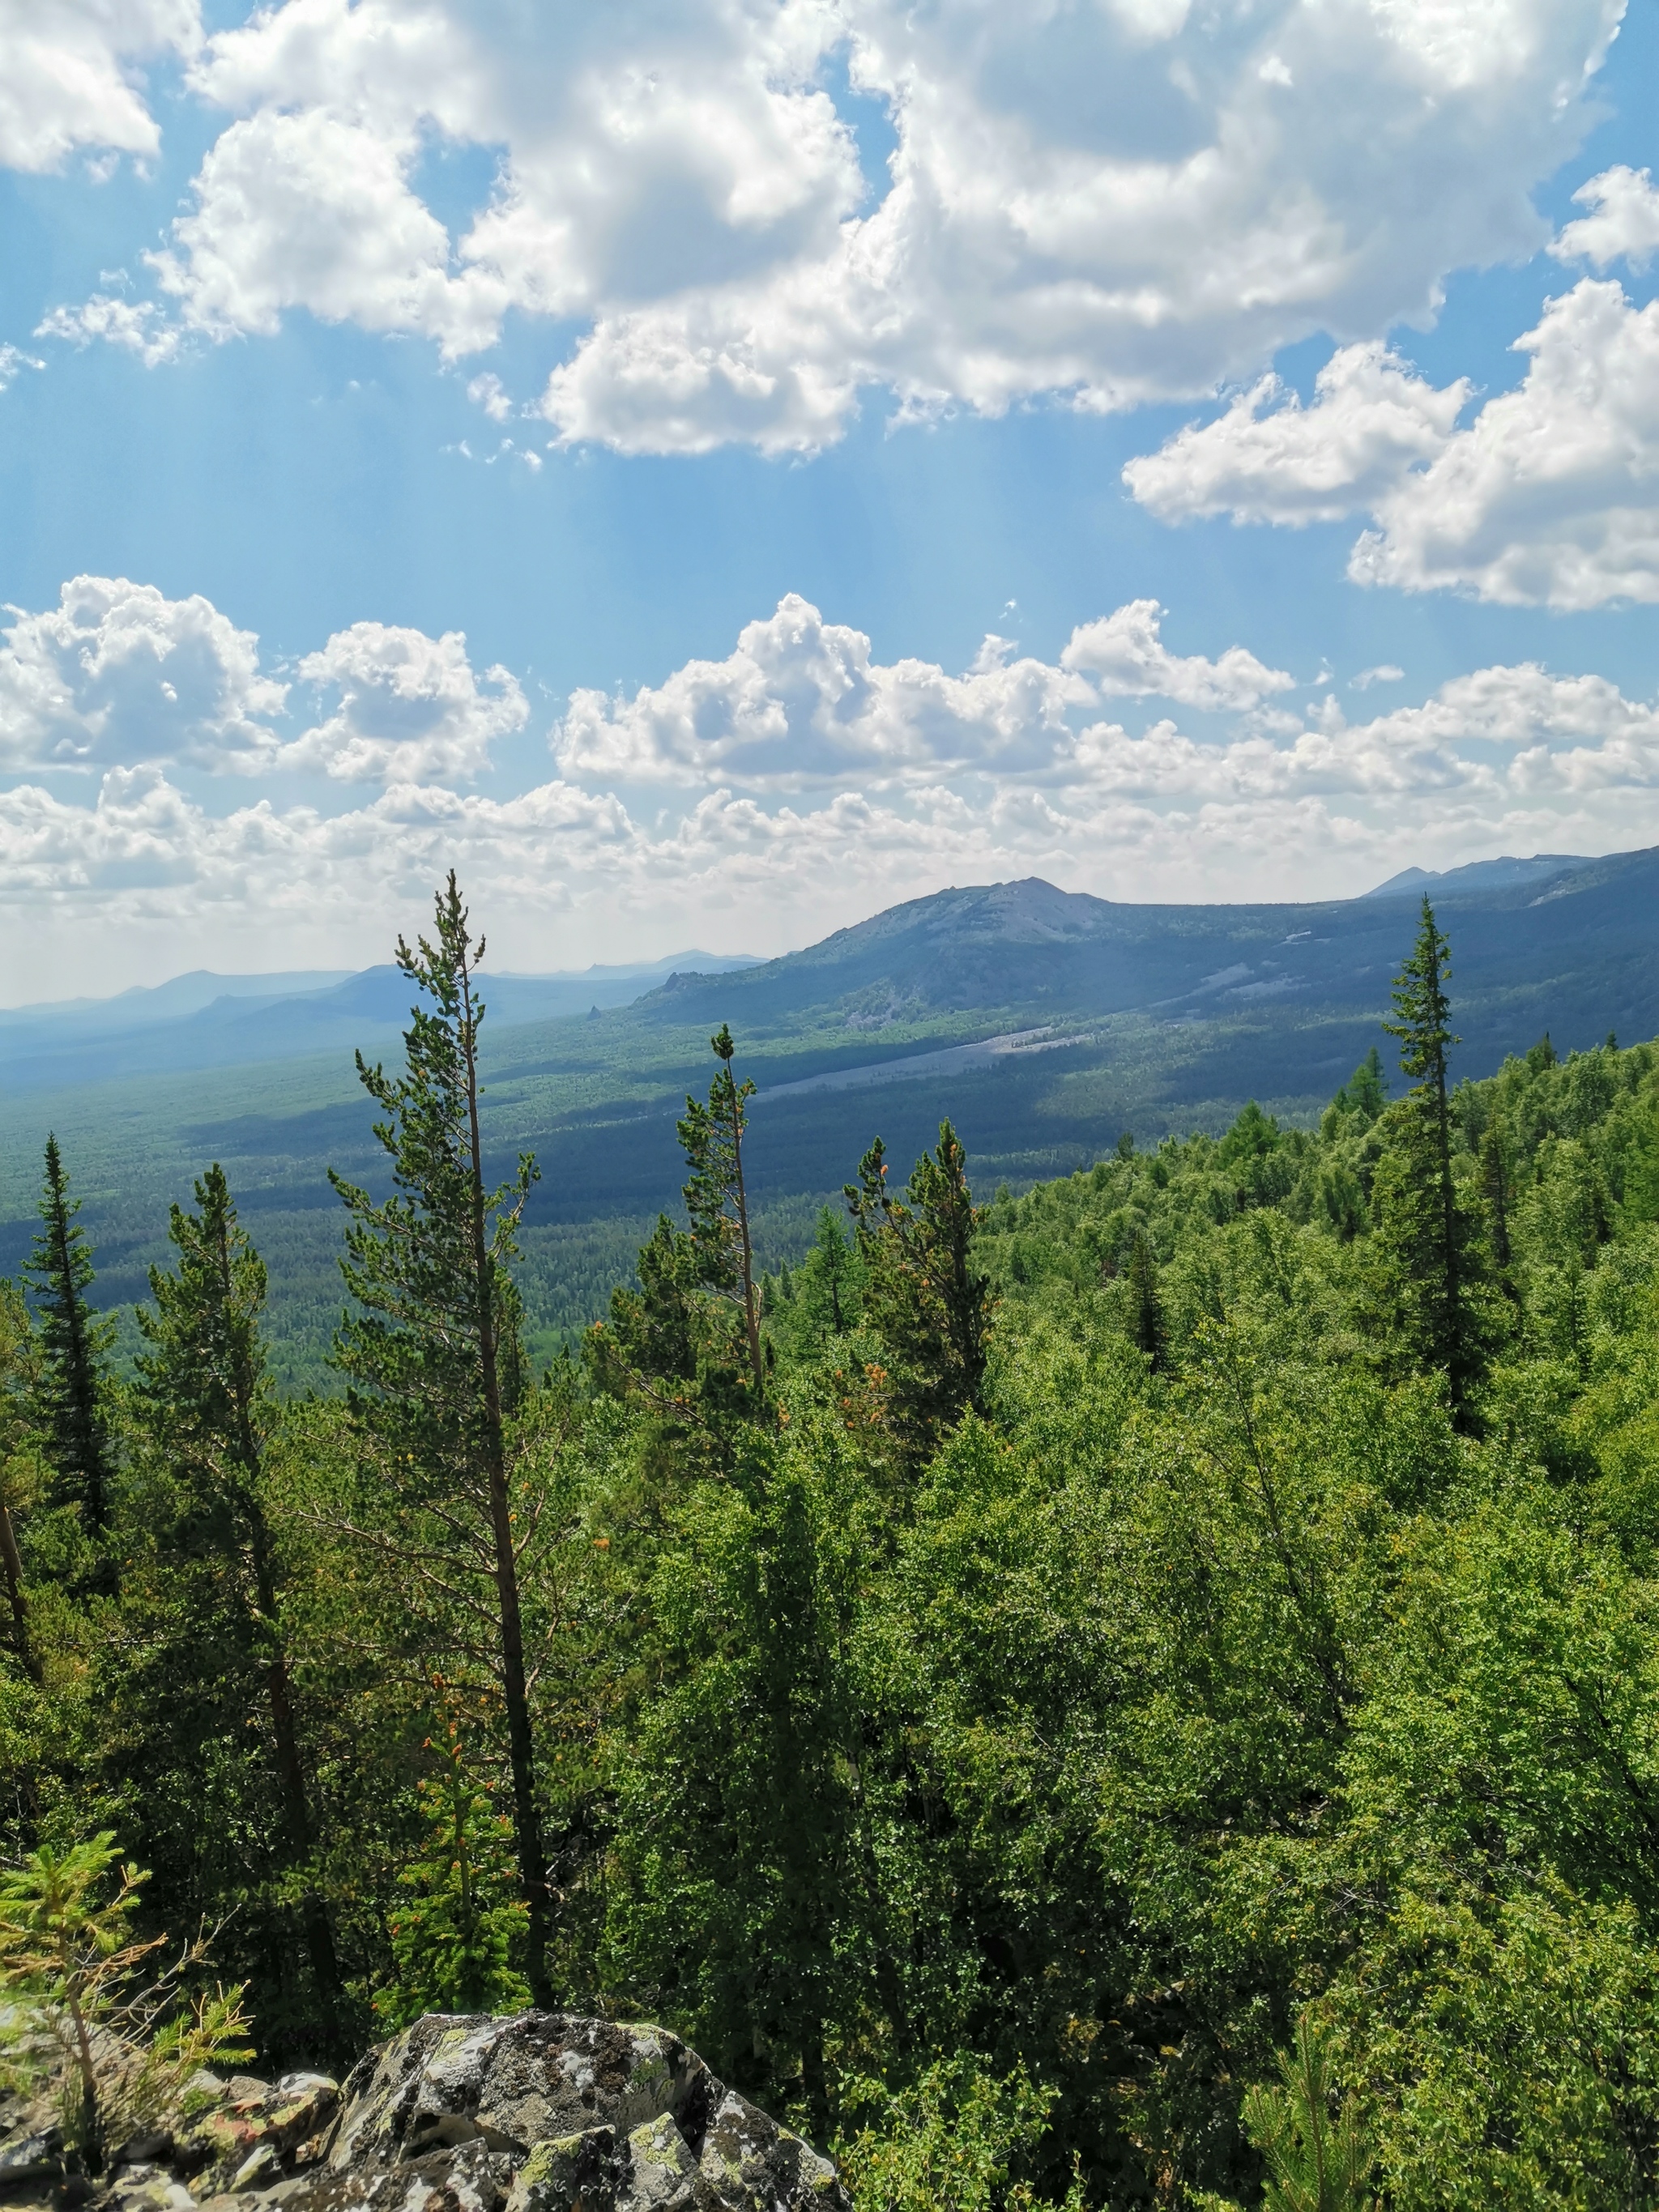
[679, 1024, 766, 1398]
[331, 874, 552, 2004]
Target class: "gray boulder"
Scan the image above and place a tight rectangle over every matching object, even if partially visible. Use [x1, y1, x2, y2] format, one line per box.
[295, 2015, 846, 2212]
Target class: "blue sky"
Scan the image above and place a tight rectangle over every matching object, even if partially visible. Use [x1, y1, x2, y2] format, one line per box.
[3, 0, 1658, 998]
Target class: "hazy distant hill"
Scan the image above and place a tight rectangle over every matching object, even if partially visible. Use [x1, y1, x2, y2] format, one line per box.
[1363, 852, 1595, 898]
[0, 952, 760, 1096]
[3, 846, 1657, 1382]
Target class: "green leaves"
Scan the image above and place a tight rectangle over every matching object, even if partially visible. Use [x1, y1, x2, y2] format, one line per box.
[373, 1717, 529, 2029]
[846, 1120, 994, 1460]
[0, 1832, 253, 2170]
[838, 2058, 1077, 2212]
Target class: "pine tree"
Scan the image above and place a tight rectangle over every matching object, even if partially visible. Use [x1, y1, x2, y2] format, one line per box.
[1125, 1232, 1166, 1368]
[1240, 2015, 1375, 2212]
[24, 1136, 115, 1540]
[679, 1025, 766, 1398]
[595, 1028, 770, 1421]
[846, 1121, 993, 1455]
[1374, 900, 1486, 1421]
[373, 1698, 529, 2028]
[1479, 1119, 1514, 1276]
[331, 874, 552, 2005]
[135, 1164, 340, 2032]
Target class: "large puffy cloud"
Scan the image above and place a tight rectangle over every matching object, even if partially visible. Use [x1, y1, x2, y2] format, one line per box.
[0, 0, 198, 173]
[34, 0, 1626, 451]
[148, 106, 510, 353]
[13, 578, 1659, 991]
[553, 594, 1299, 786]
[1125, 279, 1659, 608]
[15, 653, 1659, 978]
[1353, 279, 1659, 607]
[145, 0, 860, 371]
[1122, 343, 1470, 524]
[0, 578, 522, 784]
[557, 594, 1096, 785]
[1060, 600, 1294, 710]
[0, 577, 285, 770]
[286, 622, 528, 783]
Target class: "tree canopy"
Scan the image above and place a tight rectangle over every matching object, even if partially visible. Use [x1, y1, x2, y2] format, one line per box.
[8, 891, 1659, 2209]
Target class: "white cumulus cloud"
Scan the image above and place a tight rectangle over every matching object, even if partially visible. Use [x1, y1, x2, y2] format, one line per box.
[1123, 343, 1469, 524]
[14, 576, 1659, 987]
[0, 0, 198, 173]
[35, 292, 181, 366]
[1353, 279, 1659, 607]
[556, 593, 1095, 786]
[1126, 278, 1659, 610]
[0, 577, 285, 771]
[1551, 164, 1659, 270]
[148, 104, 510, 355]
[1060, 600, 1294, 710]
[30, 0, 1627, 452]
[286, 622, 528, 783]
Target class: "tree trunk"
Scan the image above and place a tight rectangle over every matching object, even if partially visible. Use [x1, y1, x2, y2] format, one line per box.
[247, 1505, 342, 2035]
[218, 1212, 343, 2039]
[459, 954, 552, 2007]
[0, 1500, 39, 1686]
[728, 1092, 765, 1395]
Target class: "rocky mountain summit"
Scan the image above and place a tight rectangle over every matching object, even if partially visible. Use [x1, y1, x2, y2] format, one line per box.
[0, 2014, 849, 2212]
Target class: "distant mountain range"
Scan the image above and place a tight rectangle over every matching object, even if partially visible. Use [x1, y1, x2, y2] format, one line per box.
[1363, 852, 1594, 898]
[629, 846, 1658, 1073]
[3, 846, 1656, 1379]
[0, 952, 761, 1097]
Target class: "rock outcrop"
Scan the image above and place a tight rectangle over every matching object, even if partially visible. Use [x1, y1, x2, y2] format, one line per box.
[0, 2015, 850, 2212]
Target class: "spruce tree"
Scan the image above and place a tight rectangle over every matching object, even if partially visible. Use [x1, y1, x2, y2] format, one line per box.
[846, 1120, 993, 1455]
[331, 874, 552, 2005]
[1125, 1231, 1166, 1369]
[799, 1205, 857, 1340]
[135, 1164, 340, 2031]
[24, 1136, 114, 1537]
[1480, 1119, 1514, 1276]
[597, 1027, 770, 1420]
[1337, 1046, 1388, 1126]
[1375, 899, 1486, 1420]
[679, 1024, 766, 1397]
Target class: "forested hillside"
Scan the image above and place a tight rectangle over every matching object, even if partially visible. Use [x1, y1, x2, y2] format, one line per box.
[6, 877, 1659, 2210]
[7, 846, 1659, 1392]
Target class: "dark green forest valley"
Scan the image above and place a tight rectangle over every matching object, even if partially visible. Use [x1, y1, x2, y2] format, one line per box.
[8, 871, 1659, 2210]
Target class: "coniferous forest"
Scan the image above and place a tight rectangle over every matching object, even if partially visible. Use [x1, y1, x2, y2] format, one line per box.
[8, 872, 1659, 2210]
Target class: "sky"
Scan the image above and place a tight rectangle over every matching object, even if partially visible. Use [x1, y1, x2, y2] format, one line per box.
[3, 0, 1659, 1001]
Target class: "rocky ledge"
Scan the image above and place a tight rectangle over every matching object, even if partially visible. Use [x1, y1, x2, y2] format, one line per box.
[0, 2014, 850, 2212]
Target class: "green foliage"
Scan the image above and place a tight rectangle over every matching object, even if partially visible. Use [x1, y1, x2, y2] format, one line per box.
[1374, 901, 1488, 1419]
[595, 1027, 770, 1421]
[1237, 2018, 1375, 2212]
[20, 885, 1659, 2207]
[24, 1135, 116, 1539]
[847, 1120, 994, 1458]
[328, 874, 552, 2005]
[373, 1710, 529, 2028]
[0, 1832, 252, 2170]
[838, 2058, 1081, 2212]
[127, 1163, 342, 2045]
